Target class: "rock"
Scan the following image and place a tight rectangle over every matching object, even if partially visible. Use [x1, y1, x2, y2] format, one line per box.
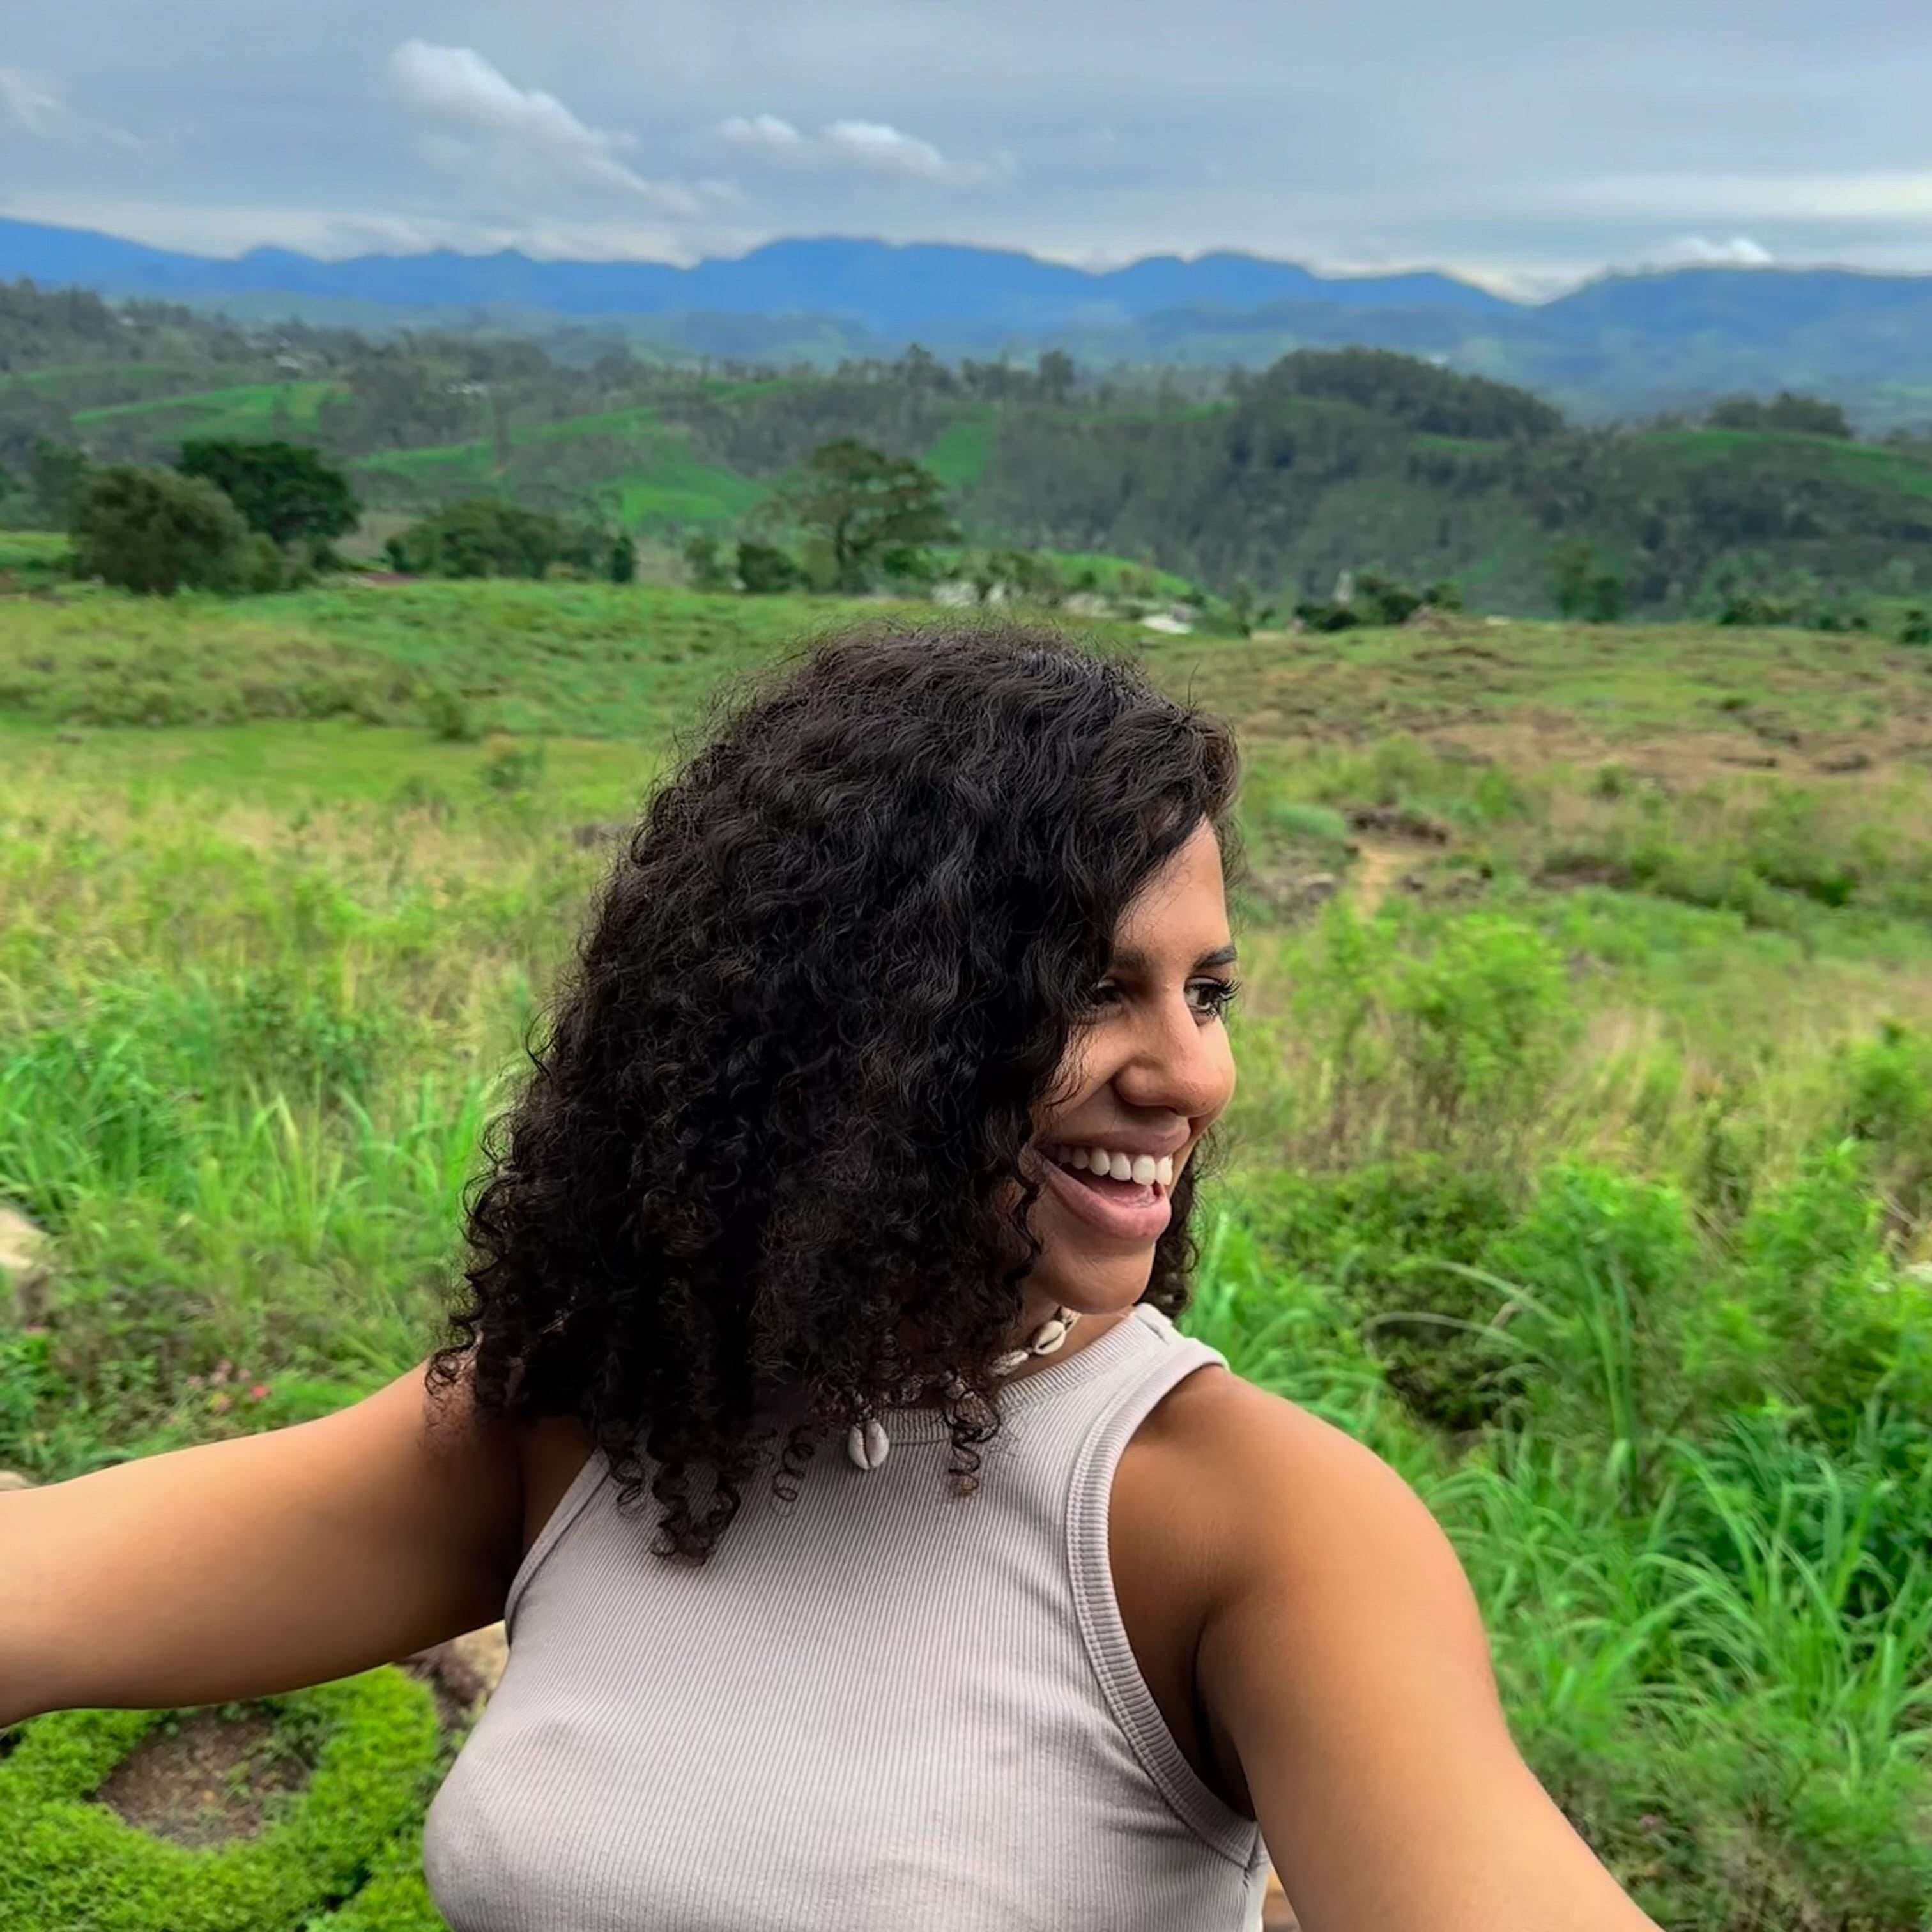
[0, 1206, 52, 1322]
[1298, 872, 1339, 901]
[0, 1471, 35, 1491]
[569, 822, 629, 849]
[405, 1621, 509, 1711]
[1140, 613, 1193, 635]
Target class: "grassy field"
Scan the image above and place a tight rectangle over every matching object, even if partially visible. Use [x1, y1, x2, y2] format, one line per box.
[5, 579, 1932, 1928]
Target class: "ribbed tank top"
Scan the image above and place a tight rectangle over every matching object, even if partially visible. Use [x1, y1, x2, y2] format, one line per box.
[422, 1300, 1270, 1930]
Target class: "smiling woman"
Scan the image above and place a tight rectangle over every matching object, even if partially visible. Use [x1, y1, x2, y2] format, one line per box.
[3, 620, 1661, 1932]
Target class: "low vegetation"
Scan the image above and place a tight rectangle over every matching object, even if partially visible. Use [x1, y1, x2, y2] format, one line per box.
[4, 575, 1932, 1925]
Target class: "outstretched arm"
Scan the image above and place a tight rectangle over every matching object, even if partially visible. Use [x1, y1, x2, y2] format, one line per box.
[1193, 1384, 1661, 1932]
[0, 1357, 524, 1729]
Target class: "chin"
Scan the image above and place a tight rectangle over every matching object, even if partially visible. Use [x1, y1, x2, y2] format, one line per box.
[1029, 1252, 1155, 1319]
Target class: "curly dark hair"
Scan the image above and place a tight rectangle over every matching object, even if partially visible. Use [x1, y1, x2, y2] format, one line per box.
[427, 620, 1245, 1561]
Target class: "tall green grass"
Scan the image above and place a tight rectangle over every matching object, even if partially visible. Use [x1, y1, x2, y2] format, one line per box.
[6, 603, 1932, 1925]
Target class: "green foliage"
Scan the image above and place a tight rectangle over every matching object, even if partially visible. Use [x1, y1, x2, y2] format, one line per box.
[608, 532, 636, 584]
[1708, 392, 1855, 439]
[175, 441, 358, 550]
[387, 498, 579, 579]
[29, 440, 93, 529]
[770, 438, 957, 592]
[681, 532, 732, 590]
[1551, 537, 1625, 622]
[1900, 606, 1931, 646]
[70, 464, 249, 596]
[0, 1671, 445, 1932]
[735, 539, 804, 594]
[1261, 348, 1565, 440]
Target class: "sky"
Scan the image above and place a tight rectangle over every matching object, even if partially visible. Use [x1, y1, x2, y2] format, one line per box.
[2, 0, 1929, 298]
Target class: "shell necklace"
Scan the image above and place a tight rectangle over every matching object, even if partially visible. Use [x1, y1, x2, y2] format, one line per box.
[847, 1306, 1082, 1471]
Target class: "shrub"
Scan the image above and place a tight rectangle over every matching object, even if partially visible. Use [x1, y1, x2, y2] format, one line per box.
[70, 466, 248, 596]
[735, 539, 804, 594]
[388, 499, 567, 579]
[681, 532, 732, 590]
[0, 1670, 444, 1932]
[174, 441, 358, 551]
[237, 533, 284, 595]
[608, 533, 636, 584]
[1900, 607, 1932, 646]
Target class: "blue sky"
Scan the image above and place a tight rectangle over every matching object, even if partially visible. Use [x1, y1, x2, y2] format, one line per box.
[2, 0, 1929, 296]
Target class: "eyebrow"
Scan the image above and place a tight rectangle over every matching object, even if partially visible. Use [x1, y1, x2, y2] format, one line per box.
[1108, 944, 1239, 972]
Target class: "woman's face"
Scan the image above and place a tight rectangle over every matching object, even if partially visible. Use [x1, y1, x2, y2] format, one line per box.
[1018, 818, 1238, 1320]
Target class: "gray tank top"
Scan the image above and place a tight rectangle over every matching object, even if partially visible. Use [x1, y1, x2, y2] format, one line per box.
[422, 1301, 1270, 1931]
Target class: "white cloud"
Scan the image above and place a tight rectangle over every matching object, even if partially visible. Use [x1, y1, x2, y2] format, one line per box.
[717, 111, 1004, 185]
[1547, 171, 1932, 224]
[388, 41, 700, 213]
[0, 65, 142, 151]
[0, 66, 63, 136]
[717, 113, 809, 157]
[1653, 234, 1774, 268]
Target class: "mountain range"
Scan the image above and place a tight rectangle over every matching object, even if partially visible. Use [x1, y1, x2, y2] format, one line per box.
[8, 218, 1932, 425]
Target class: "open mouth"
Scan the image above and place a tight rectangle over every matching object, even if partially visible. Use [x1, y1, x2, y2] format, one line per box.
[1036, 1142, 1175, 1211]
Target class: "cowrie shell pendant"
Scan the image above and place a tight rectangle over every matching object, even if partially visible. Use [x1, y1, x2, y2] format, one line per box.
[848, 1418, 890, 1471]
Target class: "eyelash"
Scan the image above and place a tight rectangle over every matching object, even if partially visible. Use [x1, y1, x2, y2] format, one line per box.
[1086, 977, 1243, 1021]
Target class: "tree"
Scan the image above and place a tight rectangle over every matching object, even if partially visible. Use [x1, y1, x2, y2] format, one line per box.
[772, 439, 957, 592]
[1551, 537, 1623, 622]
[1708, 392, 1853, 440]
[388, 498, 569, 578]
[609, 532, 637, 583]
[736, 539, 805, 594]
[1227, 581, 1277, 636]
[1036, 349, 1077, 405]
[70, 464, 249, 595]
[683, 532, 733, 590]
[28, 438, 90, 528]
[176, 440, 358, 550]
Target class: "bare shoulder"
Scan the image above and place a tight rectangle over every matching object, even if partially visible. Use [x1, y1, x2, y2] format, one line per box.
[1153, 1368, 1662, 1932]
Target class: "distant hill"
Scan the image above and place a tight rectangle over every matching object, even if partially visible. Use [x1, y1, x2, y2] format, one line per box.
[0, 220, 1507, 330]
[8, 218, 1932, 424]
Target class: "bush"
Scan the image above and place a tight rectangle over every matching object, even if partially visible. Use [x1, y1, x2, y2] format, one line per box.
[1899, 607, 1931, 646]
[735, 539, 804, 594]
[0, 1669, 445, 1932]
[387, 499, 568, 579]
[238, 532, 285, 594]
[608, 533, 636, 584]
[682, 532, 732, 590]
[69, 466, 248, 596]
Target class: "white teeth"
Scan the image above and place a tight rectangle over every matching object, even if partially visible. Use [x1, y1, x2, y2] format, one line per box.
[1045, 1144, 1181, 1187]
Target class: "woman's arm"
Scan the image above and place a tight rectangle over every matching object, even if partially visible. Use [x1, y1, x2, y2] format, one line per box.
[0, 1358, 525, 1729]
[1190, 1383, 1661, 1932]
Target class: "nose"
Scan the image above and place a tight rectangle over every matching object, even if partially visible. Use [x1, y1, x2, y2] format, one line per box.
[1103, 987, 1234, 1124]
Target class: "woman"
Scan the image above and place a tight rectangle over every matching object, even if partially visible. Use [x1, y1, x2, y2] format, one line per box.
[2, 625, 1659, 1931]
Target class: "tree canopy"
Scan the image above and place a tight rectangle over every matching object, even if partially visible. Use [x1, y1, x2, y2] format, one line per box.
[773, 438, 956, 590]
[174, 440, 359, 548]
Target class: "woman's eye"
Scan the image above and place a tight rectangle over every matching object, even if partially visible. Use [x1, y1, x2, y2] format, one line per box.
[1190, 977, 1241, 1020]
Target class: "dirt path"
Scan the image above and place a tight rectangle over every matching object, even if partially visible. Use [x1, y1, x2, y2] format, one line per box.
[1351, 839, 1410, 917]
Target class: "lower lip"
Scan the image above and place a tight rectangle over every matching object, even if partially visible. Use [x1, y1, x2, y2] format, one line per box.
[1034, 1153, 1173, 1243]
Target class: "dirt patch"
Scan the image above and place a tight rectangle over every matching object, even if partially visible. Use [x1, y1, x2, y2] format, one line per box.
[1539, 854, 1634, 891]
[1346, 804, 1452, 845]
[1353, 842, 1408, 918]
[95, 1708, 314, 1848]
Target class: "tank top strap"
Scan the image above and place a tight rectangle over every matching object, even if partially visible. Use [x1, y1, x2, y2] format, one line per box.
[1066, 1307, 1261, 1868]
